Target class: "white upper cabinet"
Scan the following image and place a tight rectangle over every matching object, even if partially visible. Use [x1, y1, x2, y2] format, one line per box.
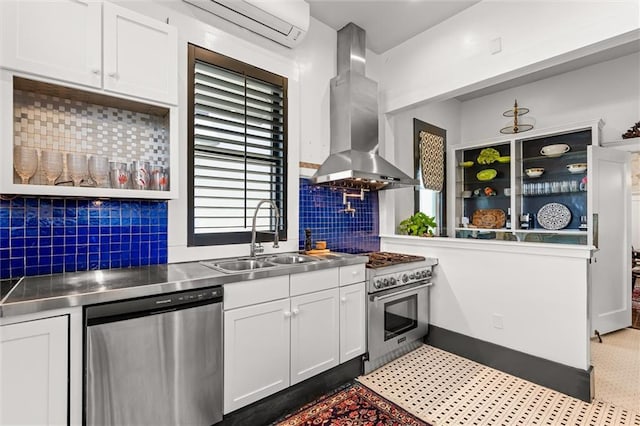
[103, 2, 177, 104]
[0, 0, 102, 88]
[0, 0, 177, 105]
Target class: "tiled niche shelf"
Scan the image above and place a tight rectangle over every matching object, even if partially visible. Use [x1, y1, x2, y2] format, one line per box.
[1, 76, 177, 199]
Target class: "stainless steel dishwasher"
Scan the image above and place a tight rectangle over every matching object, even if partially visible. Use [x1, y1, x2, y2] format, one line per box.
[84, 286, 223, 426]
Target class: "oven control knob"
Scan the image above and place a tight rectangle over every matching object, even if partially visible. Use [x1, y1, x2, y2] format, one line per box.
[409, 273, 415, 279]
[374, 280, 382, 289]
[390, 277, 397, 286]
[402, 273, 408, 283]
[383, 278, 389, 287]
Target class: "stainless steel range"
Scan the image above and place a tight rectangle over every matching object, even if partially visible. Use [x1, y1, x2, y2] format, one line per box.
[365, 252, 438, 373]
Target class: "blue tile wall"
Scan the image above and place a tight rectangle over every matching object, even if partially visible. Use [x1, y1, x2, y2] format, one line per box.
[0, 197, 168, 279]
[299, 178, 379, 254]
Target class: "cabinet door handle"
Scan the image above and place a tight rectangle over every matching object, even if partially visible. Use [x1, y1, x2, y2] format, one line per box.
[292, 308, 300, 316]
[340, 296, 347, 303]
[108, 72, 119, 79]
[352, 270, 359, 276]
[283, 310, 292, 317]
[91, 69, 100, 75]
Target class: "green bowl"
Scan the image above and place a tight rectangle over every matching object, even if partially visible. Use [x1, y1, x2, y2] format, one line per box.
[476, 169, 497, 181]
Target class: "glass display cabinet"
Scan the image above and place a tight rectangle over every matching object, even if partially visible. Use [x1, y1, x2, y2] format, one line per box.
[454, 121, 609, 245]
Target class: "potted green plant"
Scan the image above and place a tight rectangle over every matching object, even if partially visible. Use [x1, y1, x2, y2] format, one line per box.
[399, 212, 437, 237]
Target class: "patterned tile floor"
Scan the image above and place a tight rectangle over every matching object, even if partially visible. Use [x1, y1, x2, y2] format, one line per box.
[591, 328, 640, 414]
[358, 344, 640, 425]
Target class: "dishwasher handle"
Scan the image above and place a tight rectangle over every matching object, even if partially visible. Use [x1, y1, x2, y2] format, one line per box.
[86, 286, 223, 324]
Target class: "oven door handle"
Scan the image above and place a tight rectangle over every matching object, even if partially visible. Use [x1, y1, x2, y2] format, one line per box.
[372, 282, 432, 302]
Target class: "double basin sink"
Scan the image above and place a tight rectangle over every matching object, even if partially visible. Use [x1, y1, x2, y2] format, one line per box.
[202, 253, 342, 274]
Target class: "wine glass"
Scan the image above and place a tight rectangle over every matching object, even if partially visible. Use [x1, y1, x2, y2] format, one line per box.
[67, 153, 88, 187]
[40, 150, 63, 185]
[13, 146, 38, 184]
[89, 155, 110, 187]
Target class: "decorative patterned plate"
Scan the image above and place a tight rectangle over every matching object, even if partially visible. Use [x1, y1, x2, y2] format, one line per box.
[472, 209, 506, 229]
[537, 202, 572, 230]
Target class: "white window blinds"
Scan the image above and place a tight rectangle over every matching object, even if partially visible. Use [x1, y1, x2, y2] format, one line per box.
[189, 49, 287, 245]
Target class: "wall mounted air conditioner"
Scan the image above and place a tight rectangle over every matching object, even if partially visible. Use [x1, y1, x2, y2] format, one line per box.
[183, 0, 309, 48]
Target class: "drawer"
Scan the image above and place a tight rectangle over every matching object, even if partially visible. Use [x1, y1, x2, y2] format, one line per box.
[290, 268, 339, 296]
[339, 264, 365, 286]
[224, 276, 289, 310]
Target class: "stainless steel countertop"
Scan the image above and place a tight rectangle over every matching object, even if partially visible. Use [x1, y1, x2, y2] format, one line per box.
[0, 252, 368, 318]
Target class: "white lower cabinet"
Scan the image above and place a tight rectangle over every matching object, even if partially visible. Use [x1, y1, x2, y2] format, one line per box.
[0, 315, 69, 426]
[223, 292, 340, 414]
[223, 298, 290, 414]
[339, 282, 366, 363]
[290, 288, 340, 385]
[223, 266, 367, 414]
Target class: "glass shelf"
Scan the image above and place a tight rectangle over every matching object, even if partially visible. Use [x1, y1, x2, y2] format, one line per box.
[460, 194, 510, 200]
[522, 191, 587, 198]
[455, 227, 587, 235]
[522, 171, 587, 180]
[457, 177, 510, 185]
[513, 229, 586, 235]
[520, 150, 587, 162]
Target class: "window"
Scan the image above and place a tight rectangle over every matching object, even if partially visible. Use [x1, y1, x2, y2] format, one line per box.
[187, 44, 287, 246]
[413, 119, 447, 236]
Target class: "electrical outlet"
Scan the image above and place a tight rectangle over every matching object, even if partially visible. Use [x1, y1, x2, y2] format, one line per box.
[492, 313, 504, 329]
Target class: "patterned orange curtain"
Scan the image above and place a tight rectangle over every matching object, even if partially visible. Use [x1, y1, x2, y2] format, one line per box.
[419, 131, 444, 192]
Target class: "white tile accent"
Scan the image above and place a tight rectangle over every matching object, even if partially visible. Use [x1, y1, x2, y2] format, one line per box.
[13, 90, 169, 169]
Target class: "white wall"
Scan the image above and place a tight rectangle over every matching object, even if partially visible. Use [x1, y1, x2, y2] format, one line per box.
[460, 53, 640, 144]
[382, 236, 591, 370]
[377, 49, 639, 371]
[296, 18, 335, 171]
[633, 194, 640, 249]
[377, 0, 640, 113]
[296, 22, 388, 176]
[116, 1, 338, 262]
[378, 100, 462, 235]
[383, 52, 640, 235]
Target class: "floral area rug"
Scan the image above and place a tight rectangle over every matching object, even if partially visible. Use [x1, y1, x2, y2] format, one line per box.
[274, 382, 430, 426]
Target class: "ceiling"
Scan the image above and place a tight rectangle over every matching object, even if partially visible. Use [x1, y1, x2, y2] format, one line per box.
[307, 0, 480, 54]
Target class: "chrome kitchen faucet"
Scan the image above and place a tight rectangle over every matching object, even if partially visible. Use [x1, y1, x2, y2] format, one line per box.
[250, 200, 280, 258]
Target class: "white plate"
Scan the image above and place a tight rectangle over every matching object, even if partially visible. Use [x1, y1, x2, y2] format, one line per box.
[537, 202, 572, 230]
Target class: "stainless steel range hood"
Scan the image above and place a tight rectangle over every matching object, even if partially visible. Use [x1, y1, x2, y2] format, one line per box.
[311, 23, 418, 191]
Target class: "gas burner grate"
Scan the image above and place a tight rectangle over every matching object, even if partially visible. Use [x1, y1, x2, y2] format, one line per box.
[366, 252, 426, 269]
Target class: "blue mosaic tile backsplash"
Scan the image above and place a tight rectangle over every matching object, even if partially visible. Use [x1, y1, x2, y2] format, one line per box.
[299, 178, 379, 254]
[0, 197, 168, 279]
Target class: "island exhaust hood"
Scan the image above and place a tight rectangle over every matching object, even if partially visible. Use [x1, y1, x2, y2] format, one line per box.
[311, 23, 418, 191]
